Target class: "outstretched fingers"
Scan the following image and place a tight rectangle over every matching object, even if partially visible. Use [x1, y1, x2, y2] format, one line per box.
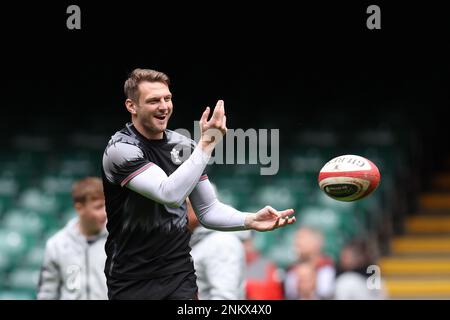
[278, 208, 295, 218]
[274, 215, 296, 229]
[200, 106, 211, 125]
[269, 207, 296, 229]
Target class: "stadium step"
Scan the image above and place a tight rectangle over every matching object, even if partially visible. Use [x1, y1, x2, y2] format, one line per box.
[383, 160, 450, 299]
[433, 173, 450, 191]
[405, 215, 450, 234]
[444, 156, 450, 171]
[384, 276, 450, 299]
[380, 257, 450, 275]
[391, 235, 450, 254]
[420, 193, 450, 210]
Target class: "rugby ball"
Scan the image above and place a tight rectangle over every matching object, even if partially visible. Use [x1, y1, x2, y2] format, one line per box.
[318, 155, 380, 202]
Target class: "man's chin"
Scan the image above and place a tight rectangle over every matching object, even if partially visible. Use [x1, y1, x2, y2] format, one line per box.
[155, 124, 168, 134]
[143, 123, 166, 137]
[153, 127, 166, 136]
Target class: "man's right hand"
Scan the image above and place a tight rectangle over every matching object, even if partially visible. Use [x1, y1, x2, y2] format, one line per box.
[199, 100, 227, 154]
[244, 206, 296, 231]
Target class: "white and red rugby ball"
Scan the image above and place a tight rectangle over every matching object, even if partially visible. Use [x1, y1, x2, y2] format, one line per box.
[318, 155, 381, 202]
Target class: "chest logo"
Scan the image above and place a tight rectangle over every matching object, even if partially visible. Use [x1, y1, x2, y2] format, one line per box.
[170, 147, 182, 164]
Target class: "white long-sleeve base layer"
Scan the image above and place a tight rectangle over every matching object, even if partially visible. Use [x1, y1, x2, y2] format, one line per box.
[125, 146, 249, 231]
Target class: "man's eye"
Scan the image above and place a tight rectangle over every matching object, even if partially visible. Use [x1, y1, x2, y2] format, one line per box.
[164, 97, 172, 102]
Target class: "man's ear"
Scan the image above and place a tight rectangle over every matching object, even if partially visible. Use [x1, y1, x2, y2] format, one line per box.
[125, 99, 137, 115]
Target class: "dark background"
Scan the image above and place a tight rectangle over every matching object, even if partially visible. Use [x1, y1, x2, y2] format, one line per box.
[2, 2, 449, 169]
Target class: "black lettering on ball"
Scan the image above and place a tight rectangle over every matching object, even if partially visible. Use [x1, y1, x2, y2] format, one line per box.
[325, 184, 359, 197]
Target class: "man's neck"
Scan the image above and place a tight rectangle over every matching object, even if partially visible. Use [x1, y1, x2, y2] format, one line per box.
[132, 119, 163, 140]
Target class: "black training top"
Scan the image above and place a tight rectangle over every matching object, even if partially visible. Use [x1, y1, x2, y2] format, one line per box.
[101, 122, 207, 280]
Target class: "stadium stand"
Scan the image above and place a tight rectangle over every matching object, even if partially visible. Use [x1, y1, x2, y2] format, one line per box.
[0, 106, 446, 300]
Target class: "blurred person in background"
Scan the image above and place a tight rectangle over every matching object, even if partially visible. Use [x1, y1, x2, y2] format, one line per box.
[244, 235, 284, 300]
[187, 198, 246, 299]
[37, 177, 108, 300]
[334, 238, 387, 300]
[295, 261, 320, 300]
[284, 226, 335, 299]
[102, 68, 295, 299]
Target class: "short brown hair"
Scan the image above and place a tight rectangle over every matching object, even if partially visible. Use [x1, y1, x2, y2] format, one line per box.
[72, 177, 104, 204]
[124, 68, 170, 102]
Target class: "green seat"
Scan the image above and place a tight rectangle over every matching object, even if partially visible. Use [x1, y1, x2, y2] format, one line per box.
[213, 175, 253, 209]
[298, 203, 363, 242]
[7, 268, 40, 293]
[322, 229, 347, 262]
[265, 173, 316, 208]
[53, 193, 74, 213]
[265, 225, 299, 268]
[21, 245, 45, 269]
[215, 187, 240, 208]
[254, 185, 296, 209]
[0, 195, 14, 217]
[0, 176, 18, 208]
[18, 188, 58, 215]
[288, 149, 328, 174]
[0, 229, 27, 263]
[16, 188, 60, 232]
[253, 231, 279, 255]
[299, 206, 341, 231]
[355, 192, 383, 232]
[2, 210, 44, 240]
[0, 290, 35, 300]
[59, 160, 94, 177]
[60, 207, 77, 226]
[41, 176, 74, 207]
[0, 252, 11, 272]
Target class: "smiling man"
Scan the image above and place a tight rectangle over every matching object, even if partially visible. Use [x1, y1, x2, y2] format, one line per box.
[101, 68, 296, 300]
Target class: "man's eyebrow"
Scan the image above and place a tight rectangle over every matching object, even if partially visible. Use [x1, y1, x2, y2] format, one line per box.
[144, 94, 172, 102]
[144, 96, 161, 102]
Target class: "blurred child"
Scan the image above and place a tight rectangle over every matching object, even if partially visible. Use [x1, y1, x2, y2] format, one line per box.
[37, 177, 108, 299]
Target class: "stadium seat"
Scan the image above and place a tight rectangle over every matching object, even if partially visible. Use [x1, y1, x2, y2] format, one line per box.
[254, 185, 296, 210]
[2, 210, 45, 241]
[60, 207, 77, 226]
[0, 176, 18, 207]
[0, 252, 11, 273]
[0, 290, 35, 300]
[6, 268, 40, 295]
[17, 188, 58, 215]
[41, 175, 74, 197]
[0, 115, 421, 299]
[0, 229, 27, 264]
[21, 245, 45, 270]
[264, 226, 299, 268]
